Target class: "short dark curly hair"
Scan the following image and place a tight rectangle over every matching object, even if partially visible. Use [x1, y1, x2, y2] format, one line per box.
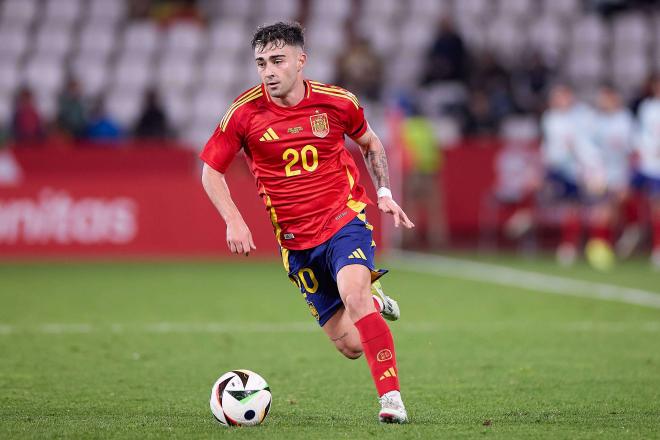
[251, 22, 305, 51]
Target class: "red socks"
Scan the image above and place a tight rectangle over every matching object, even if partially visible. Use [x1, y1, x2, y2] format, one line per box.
[354, 312, 399, 397]
[653, 217, 660, 250]
[561, 212, 581, 247]
[590, 224, 612, 244]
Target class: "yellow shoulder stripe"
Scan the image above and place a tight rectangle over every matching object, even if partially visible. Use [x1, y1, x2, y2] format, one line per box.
[311, 87, 359, 109]
[237, 84, 261, 100]
[309, 82, 356, 97]
[309, 81, 358, 99]
[220, 89, 263, 131]
[219, 86, 261, 129]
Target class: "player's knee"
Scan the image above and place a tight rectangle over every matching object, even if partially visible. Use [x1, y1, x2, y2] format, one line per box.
[337, 344, 363, 360]
[342, 292, 373, 319]
[332, 334, 363, 359]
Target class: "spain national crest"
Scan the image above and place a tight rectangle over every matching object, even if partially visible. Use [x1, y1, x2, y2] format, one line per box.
[309, 113, 329, 138]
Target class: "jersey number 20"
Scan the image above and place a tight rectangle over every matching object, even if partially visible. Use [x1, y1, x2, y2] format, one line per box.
[283, 145, 318, 177]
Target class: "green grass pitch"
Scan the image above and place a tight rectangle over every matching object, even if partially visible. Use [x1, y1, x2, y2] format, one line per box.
[1, 256, 659, 439]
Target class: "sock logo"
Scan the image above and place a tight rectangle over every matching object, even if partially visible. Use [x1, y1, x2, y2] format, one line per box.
[379, 367, 397, 380]
[376, 349, 393, 362]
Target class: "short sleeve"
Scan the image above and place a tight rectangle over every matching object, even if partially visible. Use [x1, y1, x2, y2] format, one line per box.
[344, 100, 368, 139]
[199, 115, 244, 174]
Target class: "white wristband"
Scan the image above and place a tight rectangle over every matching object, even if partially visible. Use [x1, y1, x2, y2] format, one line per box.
[377, 187, 392, 199]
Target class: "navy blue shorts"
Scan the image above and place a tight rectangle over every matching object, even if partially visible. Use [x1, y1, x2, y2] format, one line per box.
[632, 171, 660, 198]
[546, 169, 581, 201]
[281, 213, 387, 326]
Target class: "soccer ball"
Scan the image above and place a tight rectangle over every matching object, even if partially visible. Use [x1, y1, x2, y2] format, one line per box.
[209, 369, 272, 427]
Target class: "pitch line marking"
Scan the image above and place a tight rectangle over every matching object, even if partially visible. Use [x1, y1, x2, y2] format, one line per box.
[389, 251, 660, 310]
[1, 321, 660, 335]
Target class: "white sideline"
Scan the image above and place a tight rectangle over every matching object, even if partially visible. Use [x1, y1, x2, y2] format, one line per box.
[388, 251, 660, 310]
[1, 321, 660, 335]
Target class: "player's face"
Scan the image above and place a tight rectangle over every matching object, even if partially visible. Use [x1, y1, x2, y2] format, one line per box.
[597, 89, 620, 112]
[254, 42, 305, 98]
[549, 86, 573, 110]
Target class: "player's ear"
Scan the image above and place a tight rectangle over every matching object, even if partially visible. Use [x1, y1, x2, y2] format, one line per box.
[297, 52, 306, 72]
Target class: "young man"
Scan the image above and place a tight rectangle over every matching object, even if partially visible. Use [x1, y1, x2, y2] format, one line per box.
[200, 22, 414, 423]
[541, 83, 602, 265]
[635, 76, 660, 269]
[587, 84, 634, 268]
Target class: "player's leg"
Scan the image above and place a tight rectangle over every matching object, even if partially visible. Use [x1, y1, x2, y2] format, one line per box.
[336, 264, 407, 423]
[330, 214, 407, 422]
[282, 242, 388, 359]
[321, 306, 363, 359]
[546, 170, 581, 265]
[320, 282, 398, 357]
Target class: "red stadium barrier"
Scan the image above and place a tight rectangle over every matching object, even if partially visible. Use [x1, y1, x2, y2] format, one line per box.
[0, 145, 384, 258]
[441, 139, 500, 244]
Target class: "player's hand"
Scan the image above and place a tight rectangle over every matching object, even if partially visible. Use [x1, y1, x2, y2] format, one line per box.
[226, 219, 256, 256]
[378, 197, 415, 229]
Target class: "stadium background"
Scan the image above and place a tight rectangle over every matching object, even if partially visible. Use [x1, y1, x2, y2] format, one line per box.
[1, 0, 660, 438]
[1, 0, 659, 259]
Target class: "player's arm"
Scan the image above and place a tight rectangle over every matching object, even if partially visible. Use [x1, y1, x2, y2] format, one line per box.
[351, 126, 414, 229]
[201, 164, 256, 256]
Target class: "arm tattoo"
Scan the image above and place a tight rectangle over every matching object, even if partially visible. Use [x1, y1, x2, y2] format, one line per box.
[364, 148, 390, 190]
[331, 332, 349, 342]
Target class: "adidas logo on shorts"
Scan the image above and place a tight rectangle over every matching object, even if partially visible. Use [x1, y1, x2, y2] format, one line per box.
[348, 248, 367, 260]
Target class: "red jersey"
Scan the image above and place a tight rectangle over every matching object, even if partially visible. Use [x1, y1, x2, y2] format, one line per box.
[200, 80, 372, 250]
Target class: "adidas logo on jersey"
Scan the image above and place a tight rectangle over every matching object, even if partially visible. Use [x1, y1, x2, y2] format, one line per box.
[348, 248, 367, 260]
[259, 127, 280, 141]
[379, 367, 397, 381]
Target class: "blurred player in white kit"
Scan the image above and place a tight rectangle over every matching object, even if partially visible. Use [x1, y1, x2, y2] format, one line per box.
[586, 84, 635, 269]
[541, 84, 603, 265]
[634, 76, 660, 269]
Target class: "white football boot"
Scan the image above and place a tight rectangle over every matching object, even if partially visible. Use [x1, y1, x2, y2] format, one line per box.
[378, 390, 408, 424]
[371, 280, 400, 321]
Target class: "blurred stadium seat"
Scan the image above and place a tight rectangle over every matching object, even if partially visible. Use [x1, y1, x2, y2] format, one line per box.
[1, 0, 38, 27]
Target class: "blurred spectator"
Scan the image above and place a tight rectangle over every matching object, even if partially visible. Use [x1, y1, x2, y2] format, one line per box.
[56, 78, 88, 140]
[336, 35, 384, 101]
[422, 17, 468, 85]
[463, 89, 498, 136]
[134, 90, 171, 139]
[511, 53, 552, 116]
[470, 52, 509, 92]
[11, 87, 45, 145]
[85, 100, 123, 142]
[398, 104, 446, 249]
[469, 52, 516, 121]
[152, 0, 203, 25]
[128, 0, 152, 19]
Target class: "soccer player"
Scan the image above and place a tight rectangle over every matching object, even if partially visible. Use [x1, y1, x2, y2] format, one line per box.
[200, 22, 414, 423]
[541, 83, 602, 265]
[635, 75, 660, 269]
[587, 84, 634, 268]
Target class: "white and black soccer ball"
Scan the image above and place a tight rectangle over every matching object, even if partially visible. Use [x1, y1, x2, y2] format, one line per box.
[209, 369, 272, 427]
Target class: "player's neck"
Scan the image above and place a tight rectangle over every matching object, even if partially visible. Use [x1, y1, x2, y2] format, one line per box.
[269, 79, 306, 108]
